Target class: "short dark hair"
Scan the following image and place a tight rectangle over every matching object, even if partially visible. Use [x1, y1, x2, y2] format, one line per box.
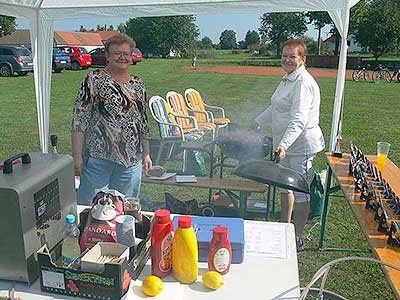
[104, 33, 136, 54]
[283, 40, 307, 58]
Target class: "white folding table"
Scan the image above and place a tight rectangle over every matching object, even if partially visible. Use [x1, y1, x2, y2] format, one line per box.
[0, 221, 300, 300]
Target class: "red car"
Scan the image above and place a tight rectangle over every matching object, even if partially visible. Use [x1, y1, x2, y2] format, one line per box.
[57, 46, 92, 70]
[89, 47, 143, 66]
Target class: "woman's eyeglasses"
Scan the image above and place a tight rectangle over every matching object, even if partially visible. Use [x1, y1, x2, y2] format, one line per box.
[111, 52, 132, 58]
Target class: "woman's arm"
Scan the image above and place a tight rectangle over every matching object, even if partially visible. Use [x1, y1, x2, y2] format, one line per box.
[71, 73, 93, 174]
[255, 105, 272, 126]
[72, 130, 84, 175]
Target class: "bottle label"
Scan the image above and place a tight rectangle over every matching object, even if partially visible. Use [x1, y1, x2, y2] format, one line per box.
[62, 255, 79, 267]
[213, 248, 230, 273]
[159, 231, 173, 272]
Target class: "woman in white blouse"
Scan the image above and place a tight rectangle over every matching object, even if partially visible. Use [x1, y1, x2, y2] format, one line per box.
[255, 40, 325, 250]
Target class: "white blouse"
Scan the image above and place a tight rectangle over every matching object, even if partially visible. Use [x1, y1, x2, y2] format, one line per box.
[255, 65, 325, 155]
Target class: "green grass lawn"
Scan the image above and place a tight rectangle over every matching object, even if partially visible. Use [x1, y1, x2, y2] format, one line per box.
[1, 57, 400, 299]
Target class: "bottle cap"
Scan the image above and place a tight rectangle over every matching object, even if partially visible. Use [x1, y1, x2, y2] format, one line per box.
[154, 209, 170, 223]
[66, 214, 76, 224]
[213, 226, 228, 237]
[178, 216, 192, 228]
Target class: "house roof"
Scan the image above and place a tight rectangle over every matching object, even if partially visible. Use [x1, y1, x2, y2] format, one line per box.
[0, 29, 31, 45]
[95, 31, 119, 42]
[0, 29, 116, 46]
[54, 31, 103, 46]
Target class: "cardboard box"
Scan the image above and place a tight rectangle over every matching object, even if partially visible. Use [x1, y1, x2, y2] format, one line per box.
[173, 215, 245, 264]
[81, 242, 129, 274]
[37, 215, 151, 300]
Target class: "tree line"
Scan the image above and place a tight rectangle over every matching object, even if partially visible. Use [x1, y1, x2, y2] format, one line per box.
[1, 0, 399, 61]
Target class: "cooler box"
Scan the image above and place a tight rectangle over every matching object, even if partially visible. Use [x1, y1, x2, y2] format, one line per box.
[173, 215, 244, 264]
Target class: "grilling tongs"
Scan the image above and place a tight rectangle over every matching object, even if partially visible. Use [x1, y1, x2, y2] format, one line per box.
[232, 151, 310, 193]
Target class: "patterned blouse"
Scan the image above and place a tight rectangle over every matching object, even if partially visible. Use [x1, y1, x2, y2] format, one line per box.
[72, 69, 150, 167]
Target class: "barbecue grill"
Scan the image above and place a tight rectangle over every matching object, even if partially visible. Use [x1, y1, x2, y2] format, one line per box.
[215, 128, 272, 162]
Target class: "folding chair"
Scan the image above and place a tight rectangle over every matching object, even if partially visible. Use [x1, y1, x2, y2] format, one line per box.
[166, 90, 216, 140]
[148, 95, 202, 167]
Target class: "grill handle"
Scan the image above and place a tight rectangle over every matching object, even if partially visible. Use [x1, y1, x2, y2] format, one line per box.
[3, 153, 31, 174]
[272, 150, 281, 163]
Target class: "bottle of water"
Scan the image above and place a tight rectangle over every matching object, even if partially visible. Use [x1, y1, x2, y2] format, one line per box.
[62, 214, 81, 267]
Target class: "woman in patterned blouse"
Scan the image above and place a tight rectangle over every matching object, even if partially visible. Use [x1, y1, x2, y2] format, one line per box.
[72, 33, 152, 205]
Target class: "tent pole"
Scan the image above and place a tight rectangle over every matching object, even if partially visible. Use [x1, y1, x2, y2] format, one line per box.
[30, 12, 54, 153]
[328, 8, 350, 152]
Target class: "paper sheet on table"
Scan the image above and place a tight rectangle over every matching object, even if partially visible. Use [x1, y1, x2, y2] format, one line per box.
[175, 175, 197, 183]
[148, 172, 177, 180]
[124, 280, 183, 300]
[244, 221, 288, 259]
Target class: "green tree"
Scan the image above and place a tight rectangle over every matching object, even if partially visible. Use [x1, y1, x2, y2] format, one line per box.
[352, 0, 400, 62]
[0, 15, 17, 37]
[117, 23, 127, 33]
[259, 12, 307, 57]
[244, 30, 260, 48]
[219, 29, 237, 49]
[199, 36, 214, 49]
[125, 16, 199, 57]
[306, 12, 332, 55]
[79, 25, 87, 32]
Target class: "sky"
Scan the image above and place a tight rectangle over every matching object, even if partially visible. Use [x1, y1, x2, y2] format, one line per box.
[16, 13, 330, 44]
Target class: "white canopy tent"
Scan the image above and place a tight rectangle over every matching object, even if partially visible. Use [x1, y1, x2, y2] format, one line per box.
[0, 0, 359, 153]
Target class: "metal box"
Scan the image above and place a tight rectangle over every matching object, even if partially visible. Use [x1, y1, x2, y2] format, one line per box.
[173, 215, 245, 263]
[0, 152, 77, 284]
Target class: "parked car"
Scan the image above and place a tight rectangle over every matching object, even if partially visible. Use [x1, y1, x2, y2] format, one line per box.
[89, 47, 143, 66]
[132, 48, 143, 65]
[89, 47, 106, 66]
[52, 47, 71, 73]
[57, 46, 92, 70]
[0, 45, 33, 76]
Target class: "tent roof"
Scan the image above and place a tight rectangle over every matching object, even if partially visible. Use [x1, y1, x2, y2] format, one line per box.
[0, 0, 360, 153]
[1, 0, 360, 20]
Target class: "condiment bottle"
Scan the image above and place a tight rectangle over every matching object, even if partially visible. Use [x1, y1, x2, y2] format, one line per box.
[208, 226, 232, 275]
[172, 216, 198, 283]
[151, 209, 174, 277]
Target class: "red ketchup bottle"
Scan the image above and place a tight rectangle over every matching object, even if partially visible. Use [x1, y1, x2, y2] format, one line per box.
[208, 226, 232, 275]
[151, 209, 174, 277]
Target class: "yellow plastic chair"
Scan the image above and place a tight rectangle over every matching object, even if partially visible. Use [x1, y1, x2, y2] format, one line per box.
[166, 91, 216, 140]
[184, 88, 230, 134]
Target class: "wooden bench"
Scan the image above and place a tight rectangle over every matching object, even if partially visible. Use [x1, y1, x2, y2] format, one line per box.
[142, 176, 269, 218]
[320, 153, 400, 298]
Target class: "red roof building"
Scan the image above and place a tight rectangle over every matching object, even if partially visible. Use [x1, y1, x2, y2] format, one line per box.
[0, 29, 120, 51]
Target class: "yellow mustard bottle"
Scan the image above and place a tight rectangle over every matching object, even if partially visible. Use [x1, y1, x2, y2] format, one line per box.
[172, 216, 198, 283]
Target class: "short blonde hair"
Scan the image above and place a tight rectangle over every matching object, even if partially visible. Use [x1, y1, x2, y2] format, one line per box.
[104, 33, 136, 54]
[283, 40, 307, 58]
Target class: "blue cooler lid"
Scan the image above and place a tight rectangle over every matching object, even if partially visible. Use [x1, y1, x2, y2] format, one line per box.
[172, 215, 244, 250]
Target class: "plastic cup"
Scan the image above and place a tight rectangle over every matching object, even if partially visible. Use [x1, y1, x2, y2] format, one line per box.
[124, 197, 142, 222]
[377, 142, 391, 166]
[115, 215, 136, 248]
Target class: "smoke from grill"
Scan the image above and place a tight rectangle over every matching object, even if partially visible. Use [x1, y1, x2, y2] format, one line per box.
[216, 126, 272, 162]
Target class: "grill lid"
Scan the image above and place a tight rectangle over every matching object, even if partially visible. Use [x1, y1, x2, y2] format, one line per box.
[233, 159, 309, 193]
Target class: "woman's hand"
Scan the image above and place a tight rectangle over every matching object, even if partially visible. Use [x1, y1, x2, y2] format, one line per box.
[143, 154, 152, 175]
[275, 144, 287, 161]
[73, 155, 83, 175]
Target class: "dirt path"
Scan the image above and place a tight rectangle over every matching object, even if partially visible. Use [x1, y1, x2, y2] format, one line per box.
[184, 65, 353, 79]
